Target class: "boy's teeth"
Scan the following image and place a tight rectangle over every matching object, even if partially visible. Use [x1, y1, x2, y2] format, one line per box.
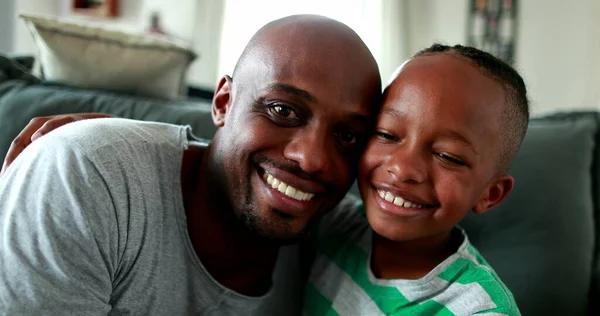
[378, 190, 426, 209]
[393, 196, 404, 206]
[263, 173, 314, 201]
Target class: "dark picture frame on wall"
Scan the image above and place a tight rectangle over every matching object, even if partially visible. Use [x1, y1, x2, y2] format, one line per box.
[72, 0, 119, 18]
[467, 0, 518, 65]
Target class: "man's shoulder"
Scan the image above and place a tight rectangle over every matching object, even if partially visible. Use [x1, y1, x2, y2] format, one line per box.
[46, 118, 188, 152]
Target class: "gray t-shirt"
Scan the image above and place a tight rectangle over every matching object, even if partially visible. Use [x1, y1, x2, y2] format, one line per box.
[0, 118, 303, 315]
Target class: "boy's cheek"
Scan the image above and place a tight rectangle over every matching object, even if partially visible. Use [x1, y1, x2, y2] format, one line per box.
[359, 143, 385, 176]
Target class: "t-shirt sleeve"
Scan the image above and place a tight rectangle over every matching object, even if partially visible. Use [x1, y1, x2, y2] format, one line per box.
[0, 134, 119, 315]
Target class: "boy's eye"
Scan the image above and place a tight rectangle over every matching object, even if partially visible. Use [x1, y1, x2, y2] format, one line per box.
[436, 153, 467, 167]
[374, 131, 397, 142]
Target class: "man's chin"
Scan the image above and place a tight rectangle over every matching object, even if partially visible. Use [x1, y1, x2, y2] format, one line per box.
[238, 208, 309, 245]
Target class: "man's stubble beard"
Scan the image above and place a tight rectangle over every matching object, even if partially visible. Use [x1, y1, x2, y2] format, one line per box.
[213, 150, 306, 245]
[238, 170, 307, 245]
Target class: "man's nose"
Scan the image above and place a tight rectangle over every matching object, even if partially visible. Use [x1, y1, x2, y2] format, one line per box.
[283, 127, 332, 175]
[384, 144, 428, 185]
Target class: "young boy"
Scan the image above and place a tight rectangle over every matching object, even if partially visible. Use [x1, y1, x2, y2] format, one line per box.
[304, 44, 528, 316]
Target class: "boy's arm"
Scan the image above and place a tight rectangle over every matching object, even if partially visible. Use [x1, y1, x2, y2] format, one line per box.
[0, 133, 118, 315]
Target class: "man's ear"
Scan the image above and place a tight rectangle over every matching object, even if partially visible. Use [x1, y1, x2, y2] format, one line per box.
[472, 174, 514, 214]
[212, 75, 233, 127]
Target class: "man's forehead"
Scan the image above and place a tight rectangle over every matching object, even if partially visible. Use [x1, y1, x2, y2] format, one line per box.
[242, 56, 378, 111]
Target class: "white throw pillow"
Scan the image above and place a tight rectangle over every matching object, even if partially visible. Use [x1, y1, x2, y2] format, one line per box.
[20, 14, 197, 99]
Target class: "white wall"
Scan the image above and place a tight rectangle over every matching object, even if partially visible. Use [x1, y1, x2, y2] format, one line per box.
[0, 0, 15, 53]
[12, 0, 61, 54]
[405, 0, 600, 115]
[516, 0, 600, 114]
[186, 0, 224, 88]
[406, 0, 468, 55]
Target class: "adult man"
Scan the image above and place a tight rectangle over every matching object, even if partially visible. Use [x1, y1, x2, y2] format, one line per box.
[0, 15, 381, 315]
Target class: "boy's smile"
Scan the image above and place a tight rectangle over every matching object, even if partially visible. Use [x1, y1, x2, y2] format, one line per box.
[358, 52, 514, 243]
[374, 186, 439, 217]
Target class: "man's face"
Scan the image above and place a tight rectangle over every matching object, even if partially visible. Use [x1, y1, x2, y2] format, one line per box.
[359, 53, 511, 242]
[213, 38, 381, 242]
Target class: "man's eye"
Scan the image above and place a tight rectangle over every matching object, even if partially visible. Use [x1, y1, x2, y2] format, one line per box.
[271, 104, 297, 119]
[339, 131, 357, 145]
[436, 153, 467, 167]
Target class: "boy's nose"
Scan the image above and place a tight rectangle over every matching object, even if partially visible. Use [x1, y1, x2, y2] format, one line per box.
[385, 146, 427, 185]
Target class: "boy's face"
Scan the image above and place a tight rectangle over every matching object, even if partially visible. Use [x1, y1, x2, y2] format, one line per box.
[358, 53, 514, 242]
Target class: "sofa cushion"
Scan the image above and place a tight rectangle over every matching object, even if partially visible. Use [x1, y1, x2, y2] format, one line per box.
[20, 14, 197, 100]
[460, 113, 597, 316]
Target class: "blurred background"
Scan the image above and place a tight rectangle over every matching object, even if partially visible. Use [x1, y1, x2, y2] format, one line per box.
[0, 0, 598, 116]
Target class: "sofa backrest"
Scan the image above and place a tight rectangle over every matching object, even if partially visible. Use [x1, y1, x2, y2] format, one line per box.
[461, 112, 598, 316]
[0, 84, 217, 163]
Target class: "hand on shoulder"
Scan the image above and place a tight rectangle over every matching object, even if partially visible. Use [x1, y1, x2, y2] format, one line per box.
[1, 113, 115, 176]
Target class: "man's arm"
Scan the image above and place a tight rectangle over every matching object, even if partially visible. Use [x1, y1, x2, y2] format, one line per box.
[0, 132, 118, 315]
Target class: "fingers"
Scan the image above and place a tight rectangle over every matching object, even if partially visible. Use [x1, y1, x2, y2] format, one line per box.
[1, 138, 26, 176]
[31, 116, 76, 141]
[1, 117, 49, 176]
[0, 113, 114, 176]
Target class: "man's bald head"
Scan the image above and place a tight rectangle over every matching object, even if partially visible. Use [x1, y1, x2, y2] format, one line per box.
[232, 14, 379, 88]
[209, 14, 382, 241]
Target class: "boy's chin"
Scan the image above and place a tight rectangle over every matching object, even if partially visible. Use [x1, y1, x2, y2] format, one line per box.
[367, 214, 414, 241]
[367, 212, 451, 243]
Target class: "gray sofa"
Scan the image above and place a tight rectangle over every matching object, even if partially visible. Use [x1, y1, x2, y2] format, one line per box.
[0, 55, 597, 315]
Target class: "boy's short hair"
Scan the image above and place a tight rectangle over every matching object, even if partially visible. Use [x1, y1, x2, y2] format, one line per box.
[414, 44, 529, 172]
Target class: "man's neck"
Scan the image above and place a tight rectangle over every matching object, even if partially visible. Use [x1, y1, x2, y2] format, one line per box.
[370, 229, 461, 280]
[180, 144, 280, 297]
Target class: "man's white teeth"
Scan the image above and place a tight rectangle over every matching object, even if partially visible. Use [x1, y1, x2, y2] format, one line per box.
[264, 173, 314, 201]
[378, 190, 425, 208]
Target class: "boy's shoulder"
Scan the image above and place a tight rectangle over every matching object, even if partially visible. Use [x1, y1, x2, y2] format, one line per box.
[433, 230, 521, 315]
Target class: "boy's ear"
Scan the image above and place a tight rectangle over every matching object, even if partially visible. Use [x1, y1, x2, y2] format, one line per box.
[472, 174, 514, 214]
[212, 75, 233, 127]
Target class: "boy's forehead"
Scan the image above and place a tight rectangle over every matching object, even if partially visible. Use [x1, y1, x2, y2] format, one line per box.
[387, 54, 504, 102]
[383, 54, 506, 135]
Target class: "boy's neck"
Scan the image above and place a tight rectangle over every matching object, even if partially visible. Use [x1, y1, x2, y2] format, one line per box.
[370, 229, 462, 280]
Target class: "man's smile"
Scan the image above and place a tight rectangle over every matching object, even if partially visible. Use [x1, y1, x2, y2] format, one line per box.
[263, 172, 315, 201]
[253, 165, 326, 217]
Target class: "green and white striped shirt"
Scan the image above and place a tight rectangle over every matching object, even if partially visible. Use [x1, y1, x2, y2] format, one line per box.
[303, 196, 520, 316]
